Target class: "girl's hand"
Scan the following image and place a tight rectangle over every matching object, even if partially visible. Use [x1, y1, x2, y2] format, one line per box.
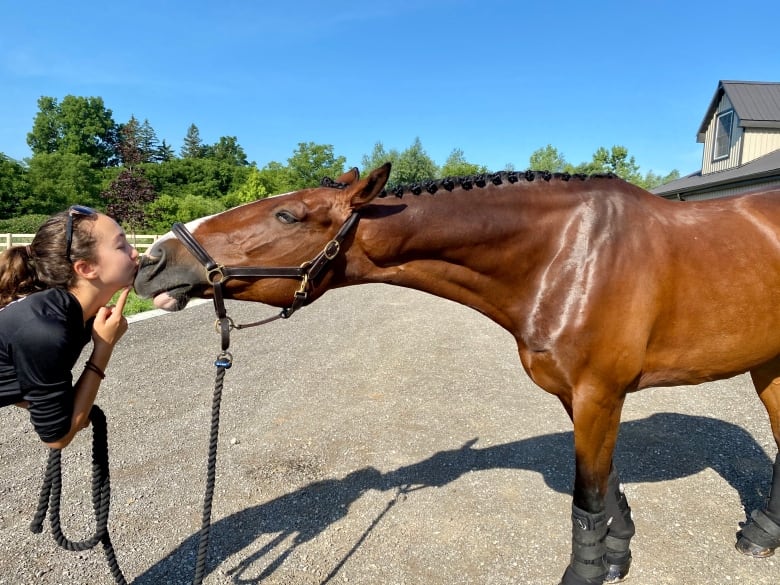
[92, 287, 130, 349]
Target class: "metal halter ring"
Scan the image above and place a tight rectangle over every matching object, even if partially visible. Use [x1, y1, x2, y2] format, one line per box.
[207, 265, 227, 284]
[214, 316, 236, 334]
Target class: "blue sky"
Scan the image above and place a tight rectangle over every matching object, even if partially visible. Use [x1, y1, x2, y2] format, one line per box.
[1, 0, 779, 177]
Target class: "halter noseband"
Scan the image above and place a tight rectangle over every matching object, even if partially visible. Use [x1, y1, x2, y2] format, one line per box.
[171, 211, 361, 351]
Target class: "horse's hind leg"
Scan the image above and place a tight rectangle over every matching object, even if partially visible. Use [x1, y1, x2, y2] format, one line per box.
[604, 465, 635, 582]
[737, 358, 780, 557]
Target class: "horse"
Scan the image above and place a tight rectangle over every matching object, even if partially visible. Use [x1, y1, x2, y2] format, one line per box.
[134, 162, 780, 584]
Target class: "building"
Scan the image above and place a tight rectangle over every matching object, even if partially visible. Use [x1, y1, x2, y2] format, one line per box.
[651, 80, 780, 201]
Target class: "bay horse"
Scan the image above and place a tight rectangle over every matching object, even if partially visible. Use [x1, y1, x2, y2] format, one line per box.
[134, 163, 780, 584]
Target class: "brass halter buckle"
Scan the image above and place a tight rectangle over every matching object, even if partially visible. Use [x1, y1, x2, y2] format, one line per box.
[323, 239, 340, 260]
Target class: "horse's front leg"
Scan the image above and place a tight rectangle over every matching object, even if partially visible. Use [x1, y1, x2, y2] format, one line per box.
[558, 385, 627, 585]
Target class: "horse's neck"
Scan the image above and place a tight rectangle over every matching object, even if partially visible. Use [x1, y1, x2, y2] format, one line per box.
[351, 187, 588, 328]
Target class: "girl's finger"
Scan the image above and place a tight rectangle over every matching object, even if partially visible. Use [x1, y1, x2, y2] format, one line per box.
[114, 287, 131, 314]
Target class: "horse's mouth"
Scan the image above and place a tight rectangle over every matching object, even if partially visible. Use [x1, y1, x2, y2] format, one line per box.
[151, 285, 193, 312]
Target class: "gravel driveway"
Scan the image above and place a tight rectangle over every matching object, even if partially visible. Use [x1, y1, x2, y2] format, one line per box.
[1, 284, 778, 584]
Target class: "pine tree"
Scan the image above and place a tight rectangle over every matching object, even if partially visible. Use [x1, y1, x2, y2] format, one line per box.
[155, 139, 176, 162]
[181, 123, 205, 158]
[138, 119, 159, 163]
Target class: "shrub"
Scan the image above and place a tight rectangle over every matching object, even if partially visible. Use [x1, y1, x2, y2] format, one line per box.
[0, 214, 49, 233]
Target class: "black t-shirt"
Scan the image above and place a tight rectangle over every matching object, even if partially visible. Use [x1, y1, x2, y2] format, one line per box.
[0, 288, 93, 442]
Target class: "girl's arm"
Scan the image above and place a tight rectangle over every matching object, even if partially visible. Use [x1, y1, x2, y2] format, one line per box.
[44, 288, 130, 450]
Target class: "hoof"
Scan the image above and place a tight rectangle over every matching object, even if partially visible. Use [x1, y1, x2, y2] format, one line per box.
[558, 566, 607, 585]
[735, 534, 776, 558]
[604, 558, 631, 583]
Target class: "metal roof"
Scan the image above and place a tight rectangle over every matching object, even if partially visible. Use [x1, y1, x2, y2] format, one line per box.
[650, 148, 780, 197]
[697, 80, 780, 140]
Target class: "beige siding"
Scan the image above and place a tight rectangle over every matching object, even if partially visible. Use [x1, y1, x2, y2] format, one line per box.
[681, 177, 780, 201]
[742, 129, 780, 163]
[701, 95, 743, 175]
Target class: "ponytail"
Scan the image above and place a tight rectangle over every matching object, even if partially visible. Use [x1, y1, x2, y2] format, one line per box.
[0, 245, 42, 307]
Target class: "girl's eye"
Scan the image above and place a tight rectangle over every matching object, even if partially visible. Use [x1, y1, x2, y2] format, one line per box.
[276, 210, 299, 224]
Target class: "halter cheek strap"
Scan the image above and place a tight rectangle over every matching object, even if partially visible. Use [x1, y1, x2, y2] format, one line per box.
[171, 211, 361, 351]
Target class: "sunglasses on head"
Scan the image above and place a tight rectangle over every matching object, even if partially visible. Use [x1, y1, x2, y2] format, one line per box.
[65, 205, 97, 263]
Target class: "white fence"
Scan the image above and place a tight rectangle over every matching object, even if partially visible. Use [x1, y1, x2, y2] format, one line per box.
[1, 233, 162, 253]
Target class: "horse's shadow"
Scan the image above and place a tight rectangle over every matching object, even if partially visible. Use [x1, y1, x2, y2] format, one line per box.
[132, 412, 773, 584]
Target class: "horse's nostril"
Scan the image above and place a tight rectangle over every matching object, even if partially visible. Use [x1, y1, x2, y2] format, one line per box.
[137, 248, 169, 280]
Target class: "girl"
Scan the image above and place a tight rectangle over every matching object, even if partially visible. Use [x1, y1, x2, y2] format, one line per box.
[0, 206, 139, 449]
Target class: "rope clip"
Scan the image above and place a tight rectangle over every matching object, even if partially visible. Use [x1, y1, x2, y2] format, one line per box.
[214, 351, 233, 369]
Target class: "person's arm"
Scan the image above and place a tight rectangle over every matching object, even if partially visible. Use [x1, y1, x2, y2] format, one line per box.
[44, 288, 130, 450]
[44, 360, 104, 449]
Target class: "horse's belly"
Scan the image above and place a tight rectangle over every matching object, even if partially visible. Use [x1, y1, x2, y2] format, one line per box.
[638, 334, 780, 388]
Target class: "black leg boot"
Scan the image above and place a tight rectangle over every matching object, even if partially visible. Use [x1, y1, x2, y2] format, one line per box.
[604, 468, 635, 582]
[558, 505, 608, 585]
[736, 452, 780, 557]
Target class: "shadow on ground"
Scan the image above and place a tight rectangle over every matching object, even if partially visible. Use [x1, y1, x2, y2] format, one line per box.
[133, 412, 772, 584]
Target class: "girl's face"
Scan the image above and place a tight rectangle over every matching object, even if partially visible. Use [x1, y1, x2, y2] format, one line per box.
[90, 214, 139, 289]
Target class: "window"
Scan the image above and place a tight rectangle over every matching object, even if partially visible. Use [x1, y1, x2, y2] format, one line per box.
[713, 110, 734, 160]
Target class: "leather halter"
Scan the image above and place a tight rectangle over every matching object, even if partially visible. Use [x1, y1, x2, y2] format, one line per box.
[171, 211, 360, 351]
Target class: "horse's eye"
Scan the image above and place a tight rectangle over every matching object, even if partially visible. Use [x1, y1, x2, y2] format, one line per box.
[275, 210, 299, 224]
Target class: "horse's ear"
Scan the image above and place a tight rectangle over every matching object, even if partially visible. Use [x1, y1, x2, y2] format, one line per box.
[348, 162, 391, 209]
[335, 167, 360, 185]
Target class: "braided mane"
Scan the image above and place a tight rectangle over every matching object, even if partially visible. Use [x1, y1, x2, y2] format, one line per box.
[320, 170, 617, 198]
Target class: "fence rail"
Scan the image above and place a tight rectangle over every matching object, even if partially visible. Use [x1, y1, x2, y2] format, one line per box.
[1, 233, 162, 253]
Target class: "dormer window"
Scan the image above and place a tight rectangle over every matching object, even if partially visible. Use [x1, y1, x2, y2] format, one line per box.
[713, 110, 734, 160]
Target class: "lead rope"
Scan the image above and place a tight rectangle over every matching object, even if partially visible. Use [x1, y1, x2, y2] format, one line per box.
[30, 404, 128, 585]
[192, 350, 231, 585]
[29, 350, 231, 585]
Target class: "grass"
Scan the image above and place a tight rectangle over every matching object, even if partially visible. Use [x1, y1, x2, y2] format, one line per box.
[112, 290, 156, 316]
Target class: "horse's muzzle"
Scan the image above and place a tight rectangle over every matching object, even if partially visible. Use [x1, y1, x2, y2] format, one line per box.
[134, 250, 203, 311]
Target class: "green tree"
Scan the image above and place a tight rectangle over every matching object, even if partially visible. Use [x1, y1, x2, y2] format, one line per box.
[146, 193, 224, 233]
[361, 141, 400, 177]
[155, 139, 176, 163]
[529, 145, 568, 172]
[0, 154, 30, 219]
[208, 136, 249, 166]
[143, 157, 245, 200]
[181, 123, 206, 159]
[393, 137, 438, 185]
[256, 161, 293, 195]
[636, 169, 681, 190]
[573, 146, 642, 183]
[117, 115, 143, 167]
[223, 166, 268, 208]
[138, 119, 159, 163]
[26, 152, 101, 212]
[27, 95, 118, 168]
[286, 142, 346, 190]
[440, 148, 488, 177]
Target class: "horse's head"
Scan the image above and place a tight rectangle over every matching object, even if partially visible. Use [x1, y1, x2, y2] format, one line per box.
[134, 163, 391, 311]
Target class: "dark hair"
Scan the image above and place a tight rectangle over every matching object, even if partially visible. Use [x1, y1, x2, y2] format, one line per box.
[0, 211, 98, 307]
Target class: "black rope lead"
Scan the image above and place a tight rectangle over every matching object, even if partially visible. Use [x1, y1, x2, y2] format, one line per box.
[30, 405, 127, 585]
[192, 350, 231, 585]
